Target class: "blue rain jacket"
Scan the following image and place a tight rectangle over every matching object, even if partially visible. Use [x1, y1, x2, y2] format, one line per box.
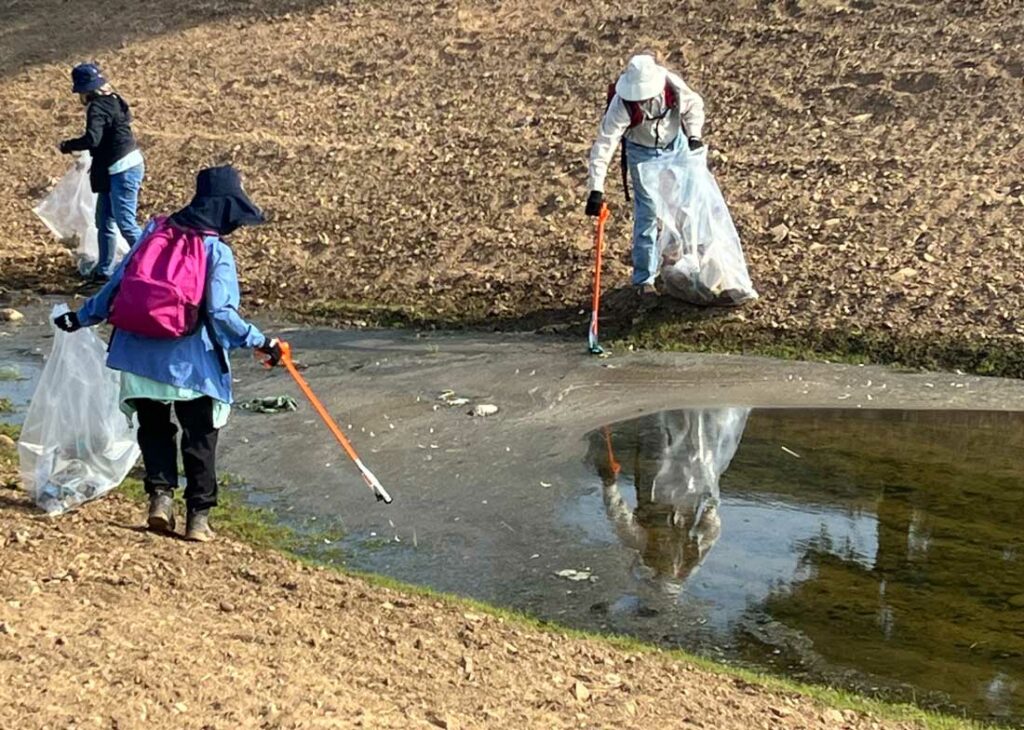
[77, 221, 266, 404]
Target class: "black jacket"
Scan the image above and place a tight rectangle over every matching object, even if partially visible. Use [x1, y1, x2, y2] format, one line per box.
[62, 94, 139, 193]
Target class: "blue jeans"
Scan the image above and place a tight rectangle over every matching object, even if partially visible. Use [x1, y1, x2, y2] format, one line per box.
[626, 135, 682, 286]
[95, 162, 145, 277]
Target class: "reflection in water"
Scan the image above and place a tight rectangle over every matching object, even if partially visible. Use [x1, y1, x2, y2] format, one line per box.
[586, 408, 1024, 723]
[589, 408, 749, 593]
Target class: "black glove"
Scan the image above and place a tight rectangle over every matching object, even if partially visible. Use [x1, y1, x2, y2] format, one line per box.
[585, 190, 604, 217]
[256, 337, 282, 367]
[54, 311, 81, 333]
[58, 140, 73, 155]
[688, 137, 704, 151]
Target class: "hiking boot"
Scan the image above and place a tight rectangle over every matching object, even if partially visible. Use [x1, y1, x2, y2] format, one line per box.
[185, 509, 215, 543]
[146, 492, 176, 534]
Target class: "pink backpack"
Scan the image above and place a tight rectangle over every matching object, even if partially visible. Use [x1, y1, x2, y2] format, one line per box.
[109, 216, 209, 339]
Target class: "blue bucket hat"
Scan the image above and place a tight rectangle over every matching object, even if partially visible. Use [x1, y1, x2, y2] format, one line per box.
[71, 63, 107, 94]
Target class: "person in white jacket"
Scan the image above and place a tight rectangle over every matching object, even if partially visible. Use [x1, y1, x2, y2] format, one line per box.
[585, 54, 706, 298]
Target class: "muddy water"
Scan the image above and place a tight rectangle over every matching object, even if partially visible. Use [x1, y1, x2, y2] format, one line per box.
[2, 310, 1024, 722]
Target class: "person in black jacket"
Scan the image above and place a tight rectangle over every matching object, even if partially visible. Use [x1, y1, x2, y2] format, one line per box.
[58, 63, 145, 282]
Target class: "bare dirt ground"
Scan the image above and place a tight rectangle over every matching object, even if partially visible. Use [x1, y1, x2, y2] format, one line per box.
[1, 0, 1023, 355]
[0, 478, 933, 730]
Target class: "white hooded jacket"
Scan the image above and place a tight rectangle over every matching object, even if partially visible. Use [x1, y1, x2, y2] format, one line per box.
[587, 70, 705, 193]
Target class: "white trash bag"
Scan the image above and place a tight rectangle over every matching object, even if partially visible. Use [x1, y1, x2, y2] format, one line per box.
[18, 305, 139, 515]
[638, 148, 758, 306]
[33, 152, 129, 276]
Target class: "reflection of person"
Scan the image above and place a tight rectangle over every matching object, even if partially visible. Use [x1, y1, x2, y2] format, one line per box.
[590, 409, 748, 592]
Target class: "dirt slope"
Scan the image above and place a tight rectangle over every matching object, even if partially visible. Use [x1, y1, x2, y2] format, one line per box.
[0, 483, 932, 730]
[0, 0, 1022, 343]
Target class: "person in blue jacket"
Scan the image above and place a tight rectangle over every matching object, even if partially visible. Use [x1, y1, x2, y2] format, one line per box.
[54, 166, 281, 542]
[58, 63, 145, 282]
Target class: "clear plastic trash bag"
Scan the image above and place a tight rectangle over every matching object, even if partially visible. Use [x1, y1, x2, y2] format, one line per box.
[637, 147, 758, 306]
[18, 305, 139, 515]
[33, 152, 128, 276]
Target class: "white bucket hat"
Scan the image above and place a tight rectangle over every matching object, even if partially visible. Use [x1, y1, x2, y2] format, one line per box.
[615, 54, 668, 102]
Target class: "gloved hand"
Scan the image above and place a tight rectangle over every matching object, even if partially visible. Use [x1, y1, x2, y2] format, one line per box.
[688, 137, 704, 151]
[256, 337, 283, 367]
[54, 311, 81, 333]
[58, 140, 73, 155]
[585, 190, 604, 217]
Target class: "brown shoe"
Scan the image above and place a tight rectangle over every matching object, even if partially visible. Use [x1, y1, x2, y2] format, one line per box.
[146, 493, 176, 534]
[185, 509, 215, 543]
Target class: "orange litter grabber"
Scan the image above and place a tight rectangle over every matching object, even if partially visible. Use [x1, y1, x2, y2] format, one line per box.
[602, 425, 621, 477]
[260, 341, 393, 504]
[588, 203, 611, 355]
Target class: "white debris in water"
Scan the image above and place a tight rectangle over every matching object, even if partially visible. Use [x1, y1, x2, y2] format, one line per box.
[781, 446, 802, 459]
[530, 554, 540, 560]
[540, 481, 552, 488]
[471, 404, 499, 417]
[555, 569, 595, 582]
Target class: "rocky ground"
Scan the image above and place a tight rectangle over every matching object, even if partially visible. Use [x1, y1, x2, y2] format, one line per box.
[1, 0, 1022, 363]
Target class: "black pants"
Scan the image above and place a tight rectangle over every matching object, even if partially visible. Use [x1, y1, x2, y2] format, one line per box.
[133, 397, 220, 512]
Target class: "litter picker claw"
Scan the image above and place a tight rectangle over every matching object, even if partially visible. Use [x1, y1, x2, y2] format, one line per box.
[588, 203, 611, 355]
[261, 341, 393, 504]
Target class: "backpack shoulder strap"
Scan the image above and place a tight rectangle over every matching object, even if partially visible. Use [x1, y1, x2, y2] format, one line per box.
[664, 82, 677, 110]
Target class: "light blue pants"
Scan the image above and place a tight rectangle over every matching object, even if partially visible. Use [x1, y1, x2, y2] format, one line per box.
[626, 135, 682, 286]
[95, 162, 145, 277]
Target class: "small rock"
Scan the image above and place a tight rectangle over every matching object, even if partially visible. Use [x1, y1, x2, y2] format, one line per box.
[891, 267, 918, 282]
[572, 681, 591, 702]
[823, 709, 845, 723]
[624, 700, 637, 716]
[0, 309, 24, 323]
[470, 404, 499, 417]
[770, 223, 790, 242]
[0, 435, 15, 449]
[0, 622, 13, 636]
[219, 601, 235, 613]
[427, 713, 457, 730]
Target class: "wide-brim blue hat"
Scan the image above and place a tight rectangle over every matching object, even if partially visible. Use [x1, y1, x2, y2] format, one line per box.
[71, 63, 106, 94]
[170, 166, 266, 236]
